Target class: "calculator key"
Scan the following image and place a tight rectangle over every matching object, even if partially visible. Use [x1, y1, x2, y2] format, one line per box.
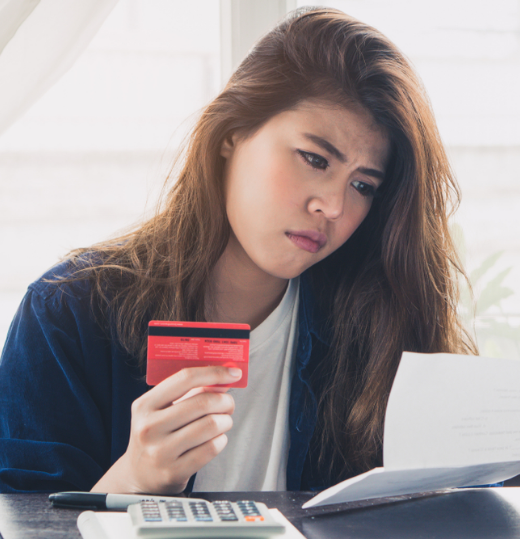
[166, 507, 187, 522]
[237, 501, 262, 518]
[214, 502, 239, 522]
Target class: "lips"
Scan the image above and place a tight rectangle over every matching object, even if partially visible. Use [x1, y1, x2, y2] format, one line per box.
[286, 230, 327, 254]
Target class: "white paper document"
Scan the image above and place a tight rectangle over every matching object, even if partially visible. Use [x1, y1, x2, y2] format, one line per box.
[303, 352, 520, 508]
[77, 508, 305, 539]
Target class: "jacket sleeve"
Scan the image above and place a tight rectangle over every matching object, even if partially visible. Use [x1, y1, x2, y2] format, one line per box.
[0, 284, 113, 493]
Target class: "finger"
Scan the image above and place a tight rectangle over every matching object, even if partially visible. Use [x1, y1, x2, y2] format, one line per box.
[170, 413, 233, 458]
[155, 391, 235, 435]
[173, 386, 230, 405]
[144, 366, 242, 411]
[201, 387, 230, 393]
[174, 433, 229, 479]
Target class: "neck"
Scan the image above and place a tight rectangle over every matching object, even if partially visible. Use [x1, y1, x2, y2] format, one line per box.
[207, 235, 289, 330]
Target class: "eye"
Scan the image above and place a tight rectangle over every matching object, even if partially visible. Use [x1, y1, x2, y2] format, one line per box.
[352, 180, 376, 198]
[297, 150, 329, 171]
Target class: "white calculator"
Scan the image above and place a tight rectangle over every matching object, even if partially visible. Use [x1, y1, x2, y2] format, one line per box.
[127, 499, 286, 537]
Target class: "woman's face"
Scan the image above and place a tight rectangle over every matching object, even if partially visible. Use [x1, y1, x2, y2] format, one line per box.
[220, 99, 390, 280]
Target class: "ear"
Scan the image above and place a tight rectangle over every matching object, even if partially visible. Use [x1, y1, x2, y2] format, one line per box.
[220, 133, 237, 159]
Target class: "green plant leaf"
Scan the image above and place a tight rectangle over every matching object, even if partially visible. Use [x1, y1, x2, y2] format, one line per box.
[470, 251, 504, 287]
[476, 267, 514, 315]
[481, 338, 503, 359]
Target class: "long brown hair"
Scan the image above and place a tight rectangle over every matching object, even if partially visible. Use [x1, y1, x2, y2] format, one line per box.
[63, 7, 476, 476]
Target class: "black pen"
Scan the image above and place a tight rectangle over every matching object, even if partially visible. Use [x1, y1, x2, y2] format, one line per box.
[49, 491, 205, 510]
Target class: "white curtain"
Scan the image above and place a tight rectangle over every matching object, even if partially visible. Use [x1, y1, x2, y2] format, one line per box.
[0, 0, 119, 137]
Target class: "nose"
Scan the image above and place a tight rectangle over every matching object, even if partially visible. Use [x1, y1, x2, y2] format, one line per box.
[307, 190, 345, 220]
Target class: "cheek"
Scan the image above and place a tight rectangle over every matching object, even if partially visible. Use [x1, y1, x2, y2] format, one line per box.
[225, 159, 262, 218]
[225, 162, 279, 243]
[231, 157, 300, 220]
[260, 156, 306, 215]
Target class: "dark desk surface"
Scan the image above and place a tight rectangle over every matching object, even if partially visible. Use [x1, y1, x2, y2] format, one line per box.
[2, 488, 520, 539]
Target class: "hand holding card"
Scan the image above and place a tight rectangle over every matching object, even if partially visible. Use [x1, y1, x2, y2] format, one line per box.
[147, 321, 250, 388]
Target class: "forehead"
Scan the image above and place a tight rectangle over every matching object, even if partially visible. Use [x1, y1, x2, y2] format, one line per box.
[295, 98, 382, 130]
[263, 99, 390, 167]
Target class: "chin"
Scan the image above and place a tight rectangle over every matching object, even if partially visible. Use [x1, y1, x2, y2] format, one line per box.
[266, 263, 311, 280]
[275, 271, 304, 280]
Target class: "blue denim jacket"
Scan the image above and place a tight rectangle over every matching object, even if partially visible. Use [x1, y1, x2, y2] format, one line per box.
[0, 261, 330, 493]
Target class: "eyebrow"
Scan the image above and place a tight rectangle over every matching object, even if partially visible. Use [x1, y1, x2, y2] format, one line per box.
[302, 133, 385, 182]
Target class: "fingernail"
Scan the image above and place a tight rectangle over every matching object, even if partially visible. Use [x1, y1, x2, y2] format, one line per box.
[228, 368, 242, 378]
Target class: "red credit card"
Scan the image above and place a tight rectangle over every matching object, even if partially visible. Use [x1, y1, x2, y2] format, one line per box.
[146, 321, 250, 388]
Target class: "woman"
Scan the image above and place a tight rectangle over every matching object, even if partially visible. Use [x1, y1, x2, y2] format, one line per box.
[0, 7, 475, 494]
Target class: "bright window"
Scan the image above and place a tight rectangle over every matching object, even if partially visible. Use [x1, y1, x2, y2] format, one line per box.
[0, 0, 220, 344]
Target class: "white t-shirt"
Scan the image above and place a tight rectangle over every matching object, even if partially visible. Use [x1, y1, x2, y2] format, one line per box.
[193, 277, 300, 491]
